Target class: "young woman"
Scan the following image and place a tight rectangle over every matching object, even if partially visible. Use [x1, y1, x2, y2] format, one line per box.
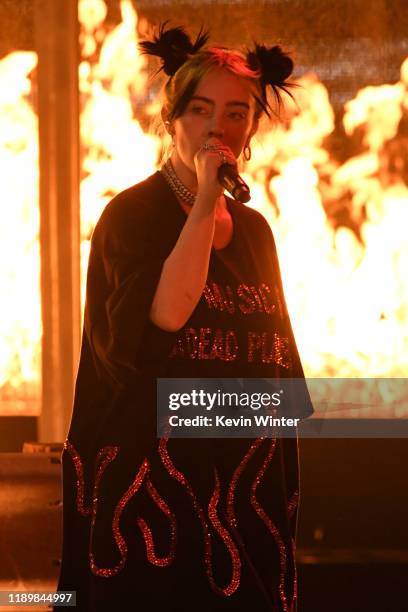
[56, 24, 313, 612]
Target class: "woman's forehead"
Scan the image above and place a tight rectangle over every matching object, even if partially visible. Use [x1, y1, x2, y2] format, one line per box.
[194, 67, 255, 105]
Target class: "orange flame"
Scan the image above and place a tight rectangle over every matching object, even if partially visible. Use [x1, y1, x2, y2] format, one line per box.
[0, 51, 40, 414]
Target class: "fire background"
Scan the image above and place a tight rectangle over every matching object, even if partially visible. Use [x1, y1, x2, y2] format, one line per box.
[0, 0, 408, 610]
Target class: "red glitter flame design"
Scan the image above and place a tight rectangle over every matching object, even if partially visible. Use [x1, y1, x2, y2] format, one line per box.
[64, 438, 297, 605]
[137, 474, 177, 567]
[64, 442, 177, 576]
[158, 438, 241, 597]
[64, 440, 92, 517]
[250, 438, 291, 612]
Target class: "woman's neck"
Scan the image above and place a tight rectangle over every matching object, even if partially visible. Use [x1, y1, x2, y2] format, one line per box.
[170, 151, 198, 194]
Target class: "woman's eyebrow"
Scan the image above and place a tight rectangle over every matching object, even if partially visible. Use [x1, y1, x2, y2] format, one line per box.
[190, 95, 249, 110]
[190, 95, 213, 105]
[226, 101, 250, 109]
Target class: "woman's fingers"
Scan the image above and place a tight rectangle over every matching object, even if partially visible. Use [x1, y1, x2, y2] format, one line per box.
[197, 139, 237, 167]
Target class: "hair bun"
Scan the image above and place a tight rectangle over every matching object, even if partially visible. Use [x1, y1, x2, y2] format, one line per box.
[247, 44, 293, 87]
[139, 22, 209, 77]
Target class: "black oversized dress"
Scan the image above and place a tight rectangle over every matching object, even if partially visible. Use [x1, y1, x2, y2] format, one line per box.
[56, 171, 313, 612]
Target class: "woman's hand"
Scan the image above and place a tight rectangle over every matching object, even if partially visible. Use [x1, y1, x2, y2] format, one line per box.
[193, 138, 237, 205]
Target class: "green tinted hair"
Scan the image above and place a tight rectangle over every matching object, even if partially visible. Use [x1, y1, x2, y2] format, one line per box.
[163, 47, 268, 122]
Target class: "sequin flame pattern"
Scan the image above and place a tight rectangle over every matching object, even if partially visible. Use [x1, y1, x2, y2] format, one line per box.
[287, 488, 300, 607]
[287, 489, 299, 519]
[64, 441, 177, 576]
[158, 437, 241, 597]
[226, 438, 264, 529]
[207, 468, 241, 595]
[225, 437, 296, 609]
[64, 439, 296, 604]
[89, 445, 127, 577]
[64, 440, 92, 517]
[250, 438, 291, 612]
[137, 475, 177, 567]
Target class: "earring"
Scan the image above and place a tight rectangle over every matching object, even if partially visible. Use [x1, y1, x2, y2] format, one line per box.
[243, 143, 251, 161]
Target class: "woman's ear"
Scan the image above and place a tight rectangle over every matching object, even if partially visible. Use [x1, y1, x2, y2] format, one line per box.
[161, 108, 174, 135]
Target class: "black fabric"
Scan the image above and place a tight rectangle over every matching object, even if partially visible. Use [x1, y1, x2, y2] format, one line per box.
[56, 172, 312, 611]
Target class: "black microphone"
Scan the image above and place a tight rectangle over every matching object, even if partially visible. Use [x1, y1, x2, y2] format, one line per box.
[217, 163, 251, 203]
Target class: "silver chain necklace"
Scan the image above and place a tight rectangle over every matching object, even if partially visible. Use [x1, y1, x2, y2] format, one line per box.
[160, 159, 196, 207]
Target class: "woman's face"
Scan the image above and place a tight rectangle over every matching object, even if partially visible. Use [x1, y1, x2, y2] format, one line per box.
[171, 67, 258, 174]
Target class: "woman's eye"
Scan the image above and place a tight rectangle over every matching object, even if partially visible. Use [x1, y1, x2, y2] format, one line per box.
[229, 112, 246, 120]
[190, 106, 209, 115]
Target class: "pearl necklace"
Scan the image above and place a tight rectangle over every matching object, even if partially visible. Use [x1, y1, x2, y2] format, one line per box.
[160, 159, 196, 207]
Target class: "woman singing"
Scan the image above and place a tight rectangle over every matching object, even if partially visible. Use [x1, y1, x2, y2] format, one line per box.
[56, 24, 313, 612]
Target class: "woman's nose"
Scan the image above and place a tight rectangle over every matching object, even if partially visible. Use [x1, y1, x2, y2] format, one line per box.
[208, 115, 225, 139]
[208, 127, 224, 138]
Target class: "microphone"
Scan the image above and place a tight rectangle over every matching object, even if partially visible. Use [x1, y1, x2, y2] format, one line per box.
[217, 164, 251, 203]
